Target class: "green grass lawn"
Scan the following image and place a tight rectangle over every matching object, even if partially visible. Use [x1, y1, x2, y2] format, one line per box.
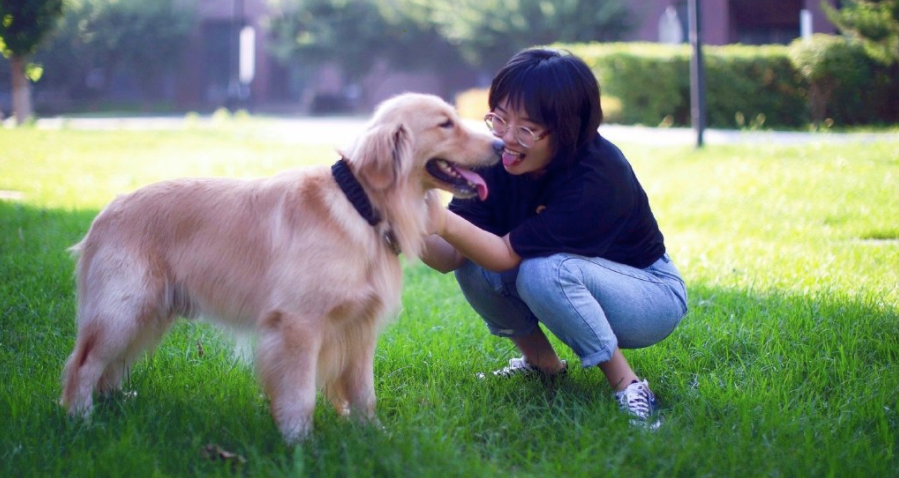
[1, 125, 897, 477]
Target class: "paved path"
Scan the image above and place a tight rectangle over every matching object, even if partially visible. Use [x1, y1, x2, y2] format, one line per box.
[27, 115, 899, 147]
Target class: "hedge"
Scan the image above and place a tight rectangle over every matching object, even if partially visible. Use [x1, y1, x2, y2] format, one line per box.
[564, 37, 899, 128]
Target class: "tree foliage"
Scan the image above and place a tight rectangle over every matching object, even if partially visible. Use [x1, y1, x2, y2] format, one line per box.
[0, 0, 64, 122]
[825, 0, 899, 64]
[34, 0, 196, 101]
[265, 0, 468, 82]
[264, 0, 635, 81]
[0, 0, 63, 58]
[789, 34, 871, 124]
[409, 0, 634, 71]
[266, 0, 385, 81]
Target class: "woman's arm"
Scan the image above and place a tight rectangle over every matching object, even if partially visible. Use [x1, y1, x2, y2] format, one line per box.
[435, 208, 521, 272]
[420, 234, 466, 273]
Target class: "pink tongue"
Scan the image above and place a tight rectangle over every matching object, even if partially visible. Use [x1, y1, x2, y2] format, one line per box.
[502, 151, 522, 167]
[456, 168, 489, 201]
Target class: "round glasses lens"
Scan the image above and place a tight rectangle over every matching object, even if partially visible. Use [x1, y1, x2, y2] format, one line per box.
[486, 114, 506, 136]
[516, 127, 536, 148]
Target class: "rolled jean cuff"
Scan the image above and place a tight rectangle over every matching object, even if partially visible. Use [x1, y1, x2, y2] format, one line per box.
[484, 322, 539, 338]
[579, 343, 616, 368]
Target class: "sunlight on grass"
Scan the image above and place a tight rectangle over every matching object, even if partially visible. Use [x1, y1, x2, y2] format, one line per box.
[0, 128, 337, 209]
[1, 125, 897, 477]
[624, 141, 899, 304]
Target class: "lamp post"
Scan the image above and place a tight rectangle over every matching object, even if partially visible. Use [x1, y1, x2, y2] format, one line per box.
[688, 0, 706, 148]
[229, 0, 253, 111]
[239, 24, 256, 109]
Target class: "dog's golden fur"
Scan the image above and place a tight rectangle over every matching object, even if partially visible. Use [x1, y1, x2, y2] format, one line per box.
[60, 93, 500, 442]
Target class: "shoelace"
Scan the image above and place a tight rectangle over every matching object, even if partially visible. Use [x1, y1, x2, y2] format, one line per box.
[494, 357, 538, 377]
[482, 358, 568, 381]
[617, 383, 654, 419]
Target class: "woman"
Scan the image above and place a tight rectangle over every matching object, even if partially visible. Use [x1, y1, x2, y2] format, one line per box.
[422, 48, 688, 423]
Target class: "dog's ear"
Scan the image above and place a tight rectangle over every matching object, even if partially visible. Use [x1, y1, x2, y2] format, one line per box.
[354, 124, 411, 191]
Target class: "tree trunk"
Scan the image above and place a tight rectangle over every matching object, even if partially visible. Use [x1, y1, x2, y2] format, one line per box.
[809, 80, 833, 128]
[10, 55, 34, 125]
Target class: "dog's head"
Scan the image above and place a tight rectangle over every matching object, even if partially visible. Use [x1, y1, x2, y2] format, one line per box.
[344, 93, 502, 201]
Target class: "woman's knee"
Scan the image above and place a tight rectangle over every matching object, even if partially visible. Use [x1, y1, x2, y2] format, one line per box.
[455, 260, 486, 291]
[454, 260, 505, 301]
[516, 255, 573, 305]
[454, 261, 538, 336]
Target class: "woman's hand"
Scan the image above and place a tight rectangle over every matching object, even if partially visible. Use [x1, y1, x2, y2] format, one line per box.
[421, 193, 521, 272]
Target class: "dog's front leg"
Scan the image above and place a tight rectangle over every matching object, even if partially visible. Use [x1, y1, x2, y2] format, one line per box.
[257, 311, 320, 444]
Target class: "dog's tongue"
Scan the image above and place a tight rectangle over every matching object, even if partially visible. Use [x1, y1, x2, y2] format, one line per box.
[456, 168, 489, 201]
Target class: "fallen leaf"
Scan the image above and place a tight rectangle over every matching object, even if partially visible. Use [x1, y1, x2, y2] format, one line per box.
[201, 443, 247, 468]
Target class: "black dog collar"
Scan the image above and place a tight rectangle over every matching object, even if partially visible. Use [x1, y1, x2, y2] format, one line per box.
[331, 158, 401, 255]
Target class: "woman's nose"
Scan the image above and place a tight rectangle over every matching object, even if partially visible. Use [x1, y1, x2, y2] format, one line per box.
[501, 127, 517, 145]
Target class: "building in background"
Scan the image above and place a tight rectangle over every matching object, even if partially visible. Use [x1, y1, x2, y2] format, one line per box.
[626, 0, 838, 46]
[174, 0, 280, 112]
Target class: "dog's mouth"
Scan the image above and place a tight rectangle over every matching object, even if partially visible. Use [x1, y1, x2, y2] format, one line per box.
[426, 158, 489, 200]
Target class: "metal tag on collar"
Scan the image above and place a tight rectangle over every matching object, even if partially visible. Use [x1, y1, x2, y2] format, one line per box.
[383, 230, 401, 256]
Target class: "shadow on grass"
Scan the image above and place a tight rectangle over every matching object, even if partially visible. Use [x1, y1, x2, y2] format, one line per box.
[2, 202, 897, 477]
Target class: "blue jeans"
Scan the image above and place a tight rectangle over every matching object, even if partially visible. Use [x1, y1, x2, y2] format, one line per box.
[454, 253, 688, 368]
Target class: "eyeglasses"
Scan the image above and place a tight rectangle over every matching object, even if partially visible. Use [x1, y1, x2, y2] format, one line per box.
[483, 112, 548, 149]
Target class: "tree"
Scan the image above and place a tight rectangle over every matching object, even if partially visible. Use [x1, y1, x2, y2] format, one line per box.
[85, 0, 195, 106]
[0, 0, 64, 124]
[824, 0, 899, 64]
[407, 0, 635, 71]
[266, 0, 465, 78]
[266, 0, 393, 82]
[789, 34, 870, 125]
[265, 0, 473, 109]
[33, 0, 195, 109]
[264, 0, 634, 109]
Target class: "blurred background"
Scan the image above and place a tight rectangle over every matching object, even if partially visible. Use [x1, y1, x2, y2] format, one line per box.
[2, 0, 897, 127]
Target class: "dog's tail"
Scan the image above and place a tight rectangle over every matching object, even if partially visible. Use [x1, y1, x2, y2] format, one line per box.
[67, 229, 97, 326]
[68, 239, 84, 257]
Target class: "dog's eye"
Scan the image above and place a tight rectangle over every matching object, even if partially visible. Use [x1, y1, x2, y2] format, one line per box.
[439, 119, 454, 129]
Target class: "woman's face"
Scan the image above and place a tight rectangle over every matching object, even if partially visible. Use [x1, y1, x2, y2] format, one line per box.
[491, 99, 554, 177]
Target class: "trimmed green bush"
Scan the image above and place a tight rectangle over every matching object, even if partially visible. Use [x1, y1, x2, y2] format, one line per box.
[567, 42, 806, 128]
[704, 44, 807, 128]
[565, 39, 898, 128]
[788, 34, 899, 126]
[569, 43, 690, 127]
[789, 34, 870, 125]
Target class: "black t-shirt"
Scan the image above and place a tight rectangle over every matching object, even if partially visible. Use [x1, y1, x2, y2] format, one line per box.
[449, 135, 665, 269]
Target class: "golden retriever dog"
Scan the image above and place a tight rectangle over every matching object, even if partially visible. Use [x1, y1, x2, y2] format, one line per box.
[60, 93, 502, 442]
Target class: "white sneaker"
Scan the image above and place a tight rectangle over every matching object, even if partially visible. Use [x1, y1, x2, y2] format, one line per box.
[614, 379, 661, 429]
[476, 357, 568, 381]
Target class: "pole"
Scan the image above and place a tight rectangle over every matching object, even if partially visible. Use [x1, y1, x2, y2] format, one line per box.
[228, 0, 244, 111]
[688, 0, 706, 148]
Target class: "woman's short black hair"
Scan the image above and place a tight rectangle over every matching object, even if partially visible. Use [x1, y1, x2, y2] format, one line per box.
[488, 48, 603, 169]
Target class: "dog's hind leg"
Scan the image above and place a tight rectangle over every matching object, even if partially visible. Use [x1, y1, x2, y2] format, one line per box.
[61, 309, 158, 417]
[61, 254, 170, 416]
[256, 310, 321, 443]
[61, 320, 105, 417]
[95, 314, 174, 397]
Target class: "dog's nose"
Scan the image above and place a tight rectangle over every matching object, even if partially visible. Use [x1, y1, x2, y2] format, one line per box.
[492, 139, 505, 156]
